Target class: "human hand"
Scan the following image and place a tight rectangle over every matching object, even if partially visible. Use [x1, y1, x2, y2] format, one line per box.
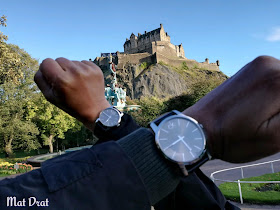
[183, 56, 280, 163]
[34, 58, 110, 130]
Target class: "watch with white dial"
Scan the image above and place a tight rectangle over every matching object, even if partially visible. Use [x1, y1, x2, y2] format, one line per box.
[150, 110, 211, 176]
[96, 106, 124, 128]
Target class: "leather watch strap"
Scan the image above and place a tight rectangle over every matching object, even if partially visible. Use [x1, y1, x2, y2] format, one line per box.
[152, 111, 177, 126]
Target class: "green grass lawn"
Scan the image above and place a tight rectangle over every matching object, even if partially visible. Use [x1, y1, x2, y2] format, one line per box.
[219, 172, 280, 204]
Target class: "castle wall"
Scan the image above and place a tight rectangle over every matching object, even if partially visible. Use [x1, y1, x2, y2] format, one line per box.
[124, 24, 171, 55]
[94, 56, 107, 68]
[117, 52, 154, 69]
[95, 24, 219, 74]
[155, 52, 219, 71]
[152, 41, 185, 59]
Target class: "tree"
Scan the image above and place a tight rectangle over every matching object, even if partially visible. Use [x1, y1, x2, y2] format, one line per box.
[29, 94, 82, 153]
[0, 15, 7, 41]
[0, 27, 42, 157]
[163, 77, 224, 112]
[129, 97, 166, 127]
[0, 15, 25, 84]
[0, 61, 40, 157]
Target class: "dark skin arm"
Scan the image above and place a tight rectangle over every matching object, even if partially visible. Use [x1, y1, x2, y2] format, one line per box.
[34, 56, 280, 163]
[183, 56, 280, 162]
[34, 57, 110, 131]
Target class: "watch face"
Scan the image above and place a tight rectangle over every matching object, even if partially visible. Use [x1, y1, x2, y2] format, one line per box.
[155, 116, 206, 164]
[99, 108, 121, 127]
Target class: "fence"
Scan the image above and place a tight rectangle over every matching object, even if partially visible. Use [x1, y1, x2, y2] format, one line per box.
[210, 159, 280, 204]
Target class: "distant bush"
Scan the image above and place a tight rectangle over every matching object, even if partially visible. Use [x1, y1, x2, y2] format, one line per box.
[158, 61, 168, 66]
[129, 97, 166, 127]
[181, 61, 189, 70]
[140, 62, 148, 70]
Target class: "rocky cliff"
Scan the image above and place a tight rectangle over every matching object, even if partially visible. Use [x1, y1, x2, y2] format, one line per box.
[102, 63, 228, 100]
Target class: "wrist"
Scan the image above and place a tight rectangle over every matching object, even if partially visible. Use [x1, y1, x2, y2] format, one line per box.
[182, 105, 220, 160]
[82, 100, 111, 132]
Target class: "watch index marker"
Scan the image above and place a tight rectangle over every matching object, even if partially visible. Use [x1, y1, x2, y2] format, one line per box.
[159, 138, 168, 141]
[172, 151, 176, 159]
[195, 137, 202, 140]
[194, 145, 201, 150]
[186, 121, 189, 128]
[192, 128, 198, 132]
[161, 128, 169, 133]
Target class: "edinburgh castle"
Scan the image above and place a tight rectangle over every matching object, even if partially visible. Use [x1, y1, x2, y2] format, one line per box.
[94, 24, 220, 71]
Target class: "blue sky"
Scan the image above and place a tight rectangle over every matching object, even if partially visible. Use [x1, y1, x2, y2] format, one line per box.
[1, 0, 280, 76]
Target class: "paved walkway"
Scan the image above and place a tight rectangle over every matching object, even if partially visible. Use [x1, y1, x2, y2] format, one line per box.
[200, 152, 280, 209]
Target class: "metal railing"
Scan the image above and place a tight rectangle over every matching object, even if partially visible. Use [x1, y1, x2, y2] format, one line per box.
[210, 159, 280, 204]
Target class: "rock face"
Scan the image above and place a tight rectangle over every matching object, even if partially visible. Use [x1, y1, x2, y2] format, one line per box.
[132, 64, 189, 99]
[103, 63, 227, 100]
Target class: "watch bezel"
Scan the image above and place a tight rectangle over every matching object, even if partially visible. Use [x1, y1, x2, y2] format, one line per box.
[151, 112, 207, 166]
[96, 106, 123, 128]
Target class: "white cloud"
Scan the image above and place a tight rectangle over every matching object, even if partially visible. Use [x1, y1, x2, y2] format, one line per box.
[266, 27, 280, 42]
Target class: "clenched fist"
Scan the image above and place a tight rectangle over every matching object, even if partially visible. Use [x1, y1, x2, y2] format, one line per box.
[34, 57, 110, 130]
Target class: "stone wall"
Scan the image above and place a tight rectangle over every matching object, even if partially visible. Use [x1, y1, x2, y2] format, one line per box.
[154, 52, 219, 71]
[94, 56, 107, 69]
[151, 41, 185, 58]
[124, 24, 172, 55]
[116, 52, 155, 69]
[95, 51, 219, 72]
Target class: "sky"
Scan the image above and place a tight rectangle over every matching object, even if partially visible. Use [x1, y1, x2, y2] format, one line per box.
[1, 0, 280, 76]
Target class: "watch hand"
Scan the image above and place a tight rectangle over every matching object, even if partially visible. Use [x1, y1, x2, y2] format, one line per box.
[103, 112, 110, 117]
[105, 116, 111, 123]
[181, 140, 192, 151]
[163, 139, 181, 151]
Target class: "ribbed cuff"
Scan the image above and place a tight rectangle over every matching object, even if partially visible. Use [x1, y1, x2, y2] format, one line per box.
[118, 128, 180, 205]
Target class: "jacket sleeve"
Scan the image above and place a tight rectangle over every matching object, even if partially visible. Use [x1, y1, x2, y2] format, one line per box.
[0, 141, 150, 210]
[95, 113, 239, 210]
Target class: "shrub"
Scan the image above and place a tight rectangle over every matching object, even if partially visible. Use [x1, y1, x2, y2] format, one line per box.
[140, 62, 148, 70]
[129, 97, 166, 127]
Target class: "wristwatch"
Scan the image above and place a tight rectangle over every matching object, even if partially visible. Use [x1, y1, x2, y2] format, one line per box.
[149, 110, 211, 176]
[95, 106, 124, 128]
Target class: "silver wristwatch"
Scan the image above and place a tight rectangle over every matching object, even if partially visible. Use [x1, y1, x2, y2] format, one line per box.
[150, 110, 211, 176]
[95, 106, 124, 128]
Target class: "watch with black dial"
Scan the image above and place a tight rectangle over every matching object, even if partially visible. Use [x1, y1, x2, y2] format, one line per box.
[150, 110, 211, 176]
